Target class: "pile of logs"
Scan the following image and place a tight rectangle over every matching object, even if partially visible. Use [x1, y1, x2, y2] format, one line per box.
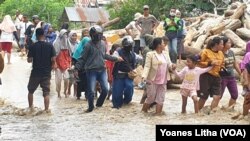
[181, 1, 250, 58]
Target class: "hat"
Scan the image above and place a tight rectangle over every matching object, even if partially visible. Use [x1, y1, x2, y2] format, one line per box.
[134, 12, 142, 20]
[32, 15, 39, 20]
[143, 5, 149, 9]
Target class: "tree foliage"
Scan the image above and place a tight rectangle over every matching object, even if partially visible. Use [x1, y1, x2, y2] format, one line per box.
[107, 0, 233, 29]
[107, 0, 186, 29]
[0, 0, 73, 29]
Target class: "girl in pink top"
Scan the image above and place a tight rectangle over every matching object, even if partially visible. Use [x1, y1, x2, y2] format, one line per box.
[174, 55, 212, 113]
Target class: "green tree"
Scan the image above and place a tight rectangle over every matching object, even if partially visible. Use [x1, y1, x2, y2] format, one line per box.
[106, 0, 233, 29]
[107, 0, 199, 29]
[0, 0, 73, 29]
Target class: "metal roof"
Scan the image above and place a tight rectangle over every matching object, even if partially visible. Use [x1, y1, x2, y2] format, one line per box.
[63, 7, 110, 23]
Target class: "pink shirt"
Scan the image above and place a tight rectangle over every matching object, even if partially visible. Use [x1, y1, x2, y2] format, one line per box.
[175, 66, 212, 90]
[153, 53, 168, 84]
[240, 52, 250, 70]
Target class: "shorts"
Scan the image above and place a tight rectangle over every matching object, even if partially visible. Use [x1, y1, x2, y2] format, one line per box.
[0, 42, 12, 53]
[180, 88, 197, 97]
[140, 37, 146, 48]
[55, 68, 69, 80]
[19, 37, 25, 48]
[27, 76, 51, 96]
[197, 73, 221, 99]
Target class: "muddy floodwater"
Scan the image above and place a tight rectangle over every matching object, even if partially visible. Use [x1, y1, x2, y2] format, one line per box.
[0, 53, 249, 141]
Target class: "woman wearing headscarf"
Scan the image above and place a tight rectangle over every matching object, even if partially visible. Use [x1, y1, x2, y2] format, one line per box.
[0, 15, 20, 64]
[72, 36, 90, 100]
[53, 29, 71, 98]
[67, 30, 78, 97]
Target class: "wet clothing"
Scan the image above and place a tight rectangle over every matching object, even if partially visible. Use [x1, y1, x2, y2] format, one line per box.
[112, 48, 136, 108]
[75, 40, 118, 111]
[221, 76, 238, 100]
[145, 83, 166, 105]
[198, 73, 221, 99]
[28, 76, 51, 96]
[221, 49, 238, 100]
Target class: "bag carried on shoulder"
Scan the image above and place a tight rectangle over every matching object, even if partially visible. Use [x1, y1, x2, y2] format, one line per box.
[56, 49, 71, 71]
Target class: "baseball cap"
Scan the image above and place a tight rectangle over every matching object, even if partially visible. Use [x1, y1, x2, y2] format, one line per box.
[134, 12, 142, 20]
[143, 5, 149, 10]
[32, 15, 39, 20]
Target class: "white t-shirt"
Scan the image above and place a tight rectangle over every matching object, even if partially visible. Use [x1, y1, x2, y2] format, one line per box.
[125, 21, 140, 40]
[0, 31, 13, 42]
[18, 21, 32, 38]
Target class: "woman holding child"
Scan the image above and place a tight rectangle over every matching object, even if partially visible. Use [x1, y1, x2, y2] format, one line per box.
[141, 37, 175, 115]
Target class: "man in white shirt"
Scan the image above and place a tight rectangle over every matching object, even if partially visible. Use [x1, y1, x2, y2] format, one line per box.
[18, 15, 32, 55]
[125, 12, 142, 54]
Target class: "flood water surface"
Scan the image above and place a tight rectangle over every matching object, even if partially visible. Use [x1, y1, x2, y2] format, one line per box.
[0, 54, 249, 141]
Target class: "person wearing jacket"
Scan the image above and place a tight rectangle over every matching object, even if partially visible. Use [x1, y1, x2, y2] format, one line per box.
[112, 36, 142, 109]
[74, 25, 123, 112]
[141, 37, 175, 115]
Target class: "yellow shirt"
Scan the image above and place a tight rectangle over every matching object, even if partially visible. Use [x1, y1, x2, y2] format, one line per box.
[198, 49, 224, 77]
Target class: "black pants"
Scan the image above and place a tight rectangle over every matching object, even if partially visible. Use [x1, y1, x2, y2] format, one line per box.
[133, 40, 140, 54]
[76, 71, 87, 98]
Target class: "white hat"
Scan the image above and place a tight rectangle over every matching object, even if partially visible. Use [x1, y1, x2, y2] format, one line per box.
[143, 5, 149, 9]
[134, 12, 142, 20]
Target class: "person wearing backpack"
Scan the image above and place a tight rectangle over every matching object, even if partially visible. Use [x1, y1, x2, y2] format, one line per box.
[54, 29, 71, 98]
[74, 25, 123, 112]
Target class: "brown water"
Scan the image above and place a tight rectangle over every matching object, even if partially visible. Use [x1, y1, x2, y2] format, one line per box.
[0, 53, 249, 141]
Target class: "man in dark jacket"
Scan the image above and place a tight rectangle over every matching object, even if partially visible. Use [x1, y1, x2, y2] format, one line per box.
[75, 25, 122, 112]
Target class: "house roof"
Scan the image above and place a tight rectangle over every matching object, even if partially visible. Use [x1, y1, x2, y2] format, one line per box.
[62, 7, 110, 23]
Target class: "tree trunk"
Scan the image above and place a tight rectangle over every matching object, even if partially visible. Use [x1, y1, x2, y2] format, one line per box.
[224, 10, 235, 17]
[197, 16, 224, 37]
[182, 46, 201, 59]
[230, 48, 245, 56]
[244, 19, 250, 30]
[236, 28, 250, 40]
[244, 11, 250, 29]
[223, 29, 246, 48]
[102, 17, 120, 28]
[210, 22, 226, 35]
[184, 28, 197, 47]
[230, 3, 247, 19]
[225, 19, 242, 31]
[193, 34, 208, 50]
